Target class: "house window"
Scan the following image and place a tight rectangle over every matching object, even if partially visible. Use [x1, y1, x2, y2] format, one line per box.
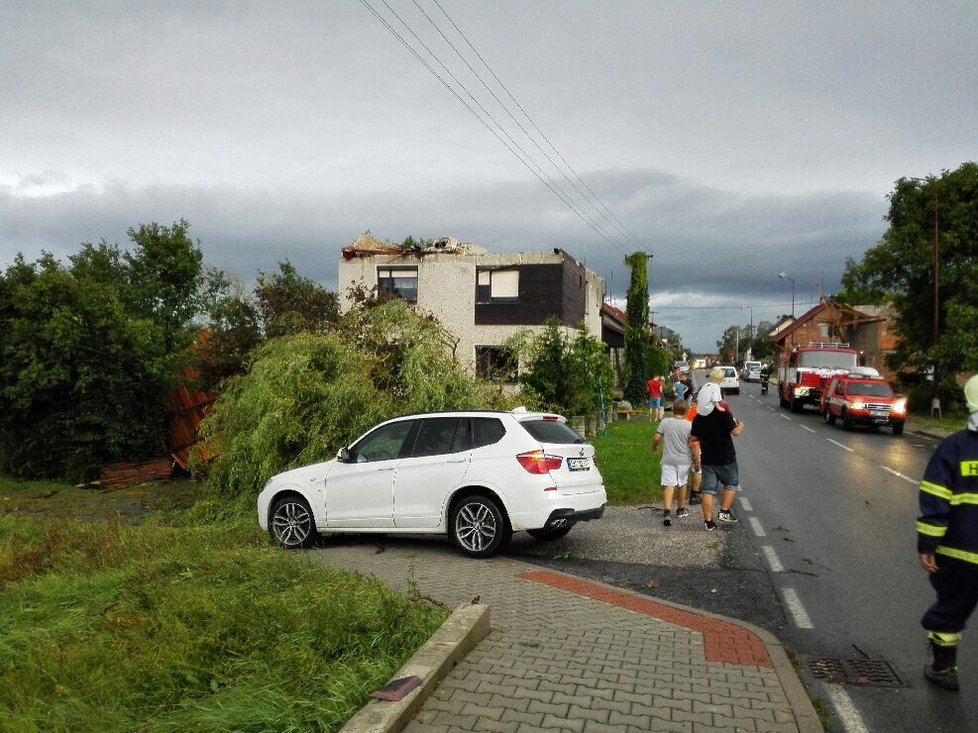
[475, 346, 518, 383]
[476, 268, 519, 303]
[818, 322, 830, 338]
[377, 267, 418, 302]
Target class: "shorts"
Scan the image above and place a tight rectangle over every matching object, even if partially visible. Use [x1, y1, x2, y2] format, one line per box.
[700, 463, 739, 495]
[660, 463, 691, 487]
[648, 397, 662, 409]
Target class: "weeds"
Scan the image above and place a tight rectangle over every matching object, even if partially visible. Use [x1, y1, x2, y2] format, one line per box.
[0, 486, 449, 733]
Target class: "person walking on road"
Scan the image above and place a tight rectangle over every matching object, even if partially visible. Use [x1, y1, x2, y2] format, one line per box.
[917, 373, 978, 691]
[653, 399, 692, 527]
[673, 370, 688, 403]
[647, 374, 664, 420]
[689, 397, 744, 530]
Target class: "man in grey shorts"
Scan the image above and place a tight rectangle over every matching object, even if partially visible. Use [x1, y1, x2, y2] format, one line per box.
[689, 401, 745, 530]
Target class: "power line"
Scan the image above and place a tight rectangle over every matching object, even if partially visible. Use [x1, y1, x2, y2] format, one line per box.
[360, 0, 637, 257]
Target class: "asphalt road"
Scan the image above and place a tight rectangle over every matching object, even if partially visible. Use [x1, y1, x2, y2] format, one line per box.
[513, 376, 978, 733]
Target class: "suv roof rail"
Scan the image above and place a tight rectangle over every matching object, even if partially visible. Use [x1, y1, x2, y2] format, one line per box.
[804, 341, 850, 348]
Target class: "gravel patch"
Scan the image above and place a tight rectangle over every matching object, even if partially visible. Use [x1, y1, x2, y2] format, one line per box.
[507, 504, 726, 568]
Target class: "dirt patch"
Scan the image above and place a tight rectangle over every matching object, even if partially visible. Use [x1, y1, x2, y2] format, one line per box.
[0, 478, 202, 523]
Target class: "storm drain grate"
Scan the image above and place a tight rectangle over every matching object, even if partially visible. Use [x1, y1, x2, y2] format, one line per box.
[808, 659, 904, 687]
[808, 658, 904, 687]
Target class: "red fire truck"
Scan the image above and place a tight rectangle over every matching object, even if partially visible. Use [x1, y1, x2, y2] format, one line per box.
[778, 342, 860, 413]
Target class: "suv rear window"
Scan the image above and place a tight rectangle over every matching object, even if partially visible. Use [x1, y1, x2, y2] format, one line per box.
[518, 419, 585, 444]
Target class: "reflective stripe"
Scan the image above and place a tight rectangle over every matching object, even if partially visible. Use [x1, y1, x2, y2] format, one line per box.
[921, 480, 952, 500]
[917, 521, 946, 537]
[928, 631, 962, 646]
[948, 492, 978, 506]
[936, 546, 978, 565]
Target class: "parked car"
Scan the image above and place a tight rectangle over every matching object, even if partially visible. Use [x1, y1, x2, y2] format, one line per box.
[740, 360, 762, 382]
[819, 368, 907, 435]
[717, 365, 740, 395]
[257, 408, 607, 558]
[673, 360, 690, 375]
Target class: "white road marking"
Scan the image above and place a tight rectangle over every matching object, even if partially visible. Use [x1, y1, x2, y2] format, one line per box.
[782, 587, 814, 629]
[824, 685, 871, 733]
[881, 465, 919, 485]
[800, 425, 816, 433]
[827, 438, 854, 452]
[762, 545, 783, 572]
[738, 497, 753, 512]
[749, 517, 766, 537]
[780, 414, 792, 420]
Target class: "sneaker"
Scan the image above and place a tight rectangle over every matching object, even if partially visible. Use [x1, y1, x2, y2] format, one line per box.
[663, 516, 672, 527]
[688, 492, 702, 505]
[704, 520, 717, 531]
[676, 507, 690, 519]
[717, 510, 739, 523]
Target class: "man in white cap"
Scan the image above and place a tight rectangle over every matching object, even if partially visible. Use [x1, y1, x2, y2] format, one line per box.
[917, 373, 978, 691]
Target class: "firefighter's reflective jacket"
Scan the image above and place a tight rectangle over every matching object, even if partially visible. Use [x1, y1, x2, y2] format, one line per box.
[917, 428, 978, 565]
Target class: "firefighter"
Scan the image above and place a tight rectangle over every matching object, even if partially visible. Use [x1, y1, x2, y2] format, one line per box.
[917, 373, 978, 691]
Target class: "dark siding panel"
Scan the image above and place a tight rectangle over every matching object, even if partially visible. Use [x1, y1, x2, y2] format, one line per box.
[561, 259, 587, 326]
[475, 264, 563, 325]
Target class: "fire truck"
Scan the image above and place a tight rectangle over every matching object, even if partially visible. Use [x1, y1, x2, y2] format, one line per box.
[778, 342, 860, 413]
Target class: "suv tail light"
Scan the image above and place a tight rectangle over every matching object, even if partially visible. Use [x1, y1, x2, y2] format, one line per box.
[516, 450, 563, 474]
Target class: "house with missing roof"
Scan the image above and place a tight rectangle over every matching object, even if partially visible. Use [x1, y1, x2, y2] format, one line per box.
[338, 233, 625, 385]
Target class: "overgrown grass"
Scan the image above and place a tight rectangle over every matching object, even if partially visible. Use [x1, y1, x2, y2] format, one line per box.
[591, 419, 661, 505]
[0, 488, 449, 733]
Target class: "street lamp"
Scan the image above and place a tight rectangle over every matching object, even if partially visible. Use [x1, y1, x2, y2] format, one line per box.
[741, 305, 753, 359]
[778, 272, 795, 318]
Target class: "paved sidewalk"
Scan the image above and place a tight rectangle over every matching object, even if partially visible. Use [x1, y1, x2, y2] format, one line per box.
[320, 540, 823, 733]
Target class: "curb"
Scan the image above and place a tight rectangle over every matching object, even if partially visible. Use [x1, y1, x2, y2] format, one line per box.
[339, 602, 490, 733]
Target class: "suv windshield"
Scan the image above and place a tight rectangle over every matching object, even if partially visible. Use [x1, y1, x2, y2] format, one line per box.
[848, 382, 894, 397]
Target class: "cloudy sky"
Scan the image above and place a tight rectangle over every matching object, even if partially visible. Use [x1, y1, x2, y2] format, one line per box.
[2, 1, 975, 352]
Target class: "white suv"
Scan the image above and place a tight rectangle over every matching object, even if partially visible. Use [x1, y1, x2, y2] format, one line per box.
[257, 408, 607, 558]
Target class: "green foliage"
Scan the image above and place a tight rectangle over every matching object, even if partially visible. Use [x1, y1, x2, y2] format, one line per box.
[645, 344, 673, 381]
[0, 514, 447, 733]
[513, 318, 612, 415]
[623, 253, 650, 404]
[842, 162, 978, 378]
[256, 260, 340, 339]
[0, 248, 171, 480]
[123, 219, 204, 355]
[198, 333, 388, 497]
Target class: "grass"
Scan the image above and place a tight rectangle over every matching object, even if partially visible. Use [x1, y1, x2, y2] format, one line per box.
[0, 481, 449, 733]
[591, 418, 662, 505]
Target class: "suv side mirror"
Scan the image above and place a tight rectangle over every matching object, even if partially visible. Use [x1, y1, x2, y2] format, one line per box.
[337, 446, 352, 463]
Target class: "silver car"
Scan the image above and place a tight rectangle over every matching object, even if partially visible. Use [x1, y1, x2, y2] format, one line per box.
[257, 408, 607, 558]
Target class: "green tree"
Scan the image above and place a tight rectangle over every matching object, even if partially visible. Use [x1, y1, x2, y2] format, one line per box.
[0, 247, 169, 479]
[124, 219, 204, 355]
[623, 252, 650, 404]
[516, 317, 569, 410]
[256, 260, 340, 339]
[841, 162, 978, 385]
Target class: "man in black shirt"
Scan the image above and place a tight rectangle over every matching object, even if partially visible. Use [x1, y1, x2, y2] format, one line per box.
[689, 404, 745, 530]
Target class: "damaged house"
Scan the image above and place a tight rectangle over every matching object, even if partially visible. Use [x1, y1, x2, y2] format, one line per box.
[338, 233, 608, 384]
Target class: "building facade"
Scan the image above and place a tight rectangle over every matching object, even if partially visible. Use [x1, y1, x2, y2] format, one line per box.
[337, 234, 605, 382]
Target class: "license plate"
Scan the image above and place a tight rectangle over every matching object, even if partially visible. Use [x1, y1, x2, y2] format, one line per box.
[567, 457, 590, 471]
[870, 410, 888, 418]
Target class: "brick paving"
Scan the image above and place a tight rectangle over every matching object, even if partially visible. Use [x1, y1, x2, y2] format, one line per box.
[317, 539, 822, 733]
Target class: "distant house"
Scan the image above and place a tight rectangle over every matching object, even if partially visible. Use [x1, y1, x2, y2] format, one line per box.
[769, 297, 899, 380]
[337, 233, 606, 383]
